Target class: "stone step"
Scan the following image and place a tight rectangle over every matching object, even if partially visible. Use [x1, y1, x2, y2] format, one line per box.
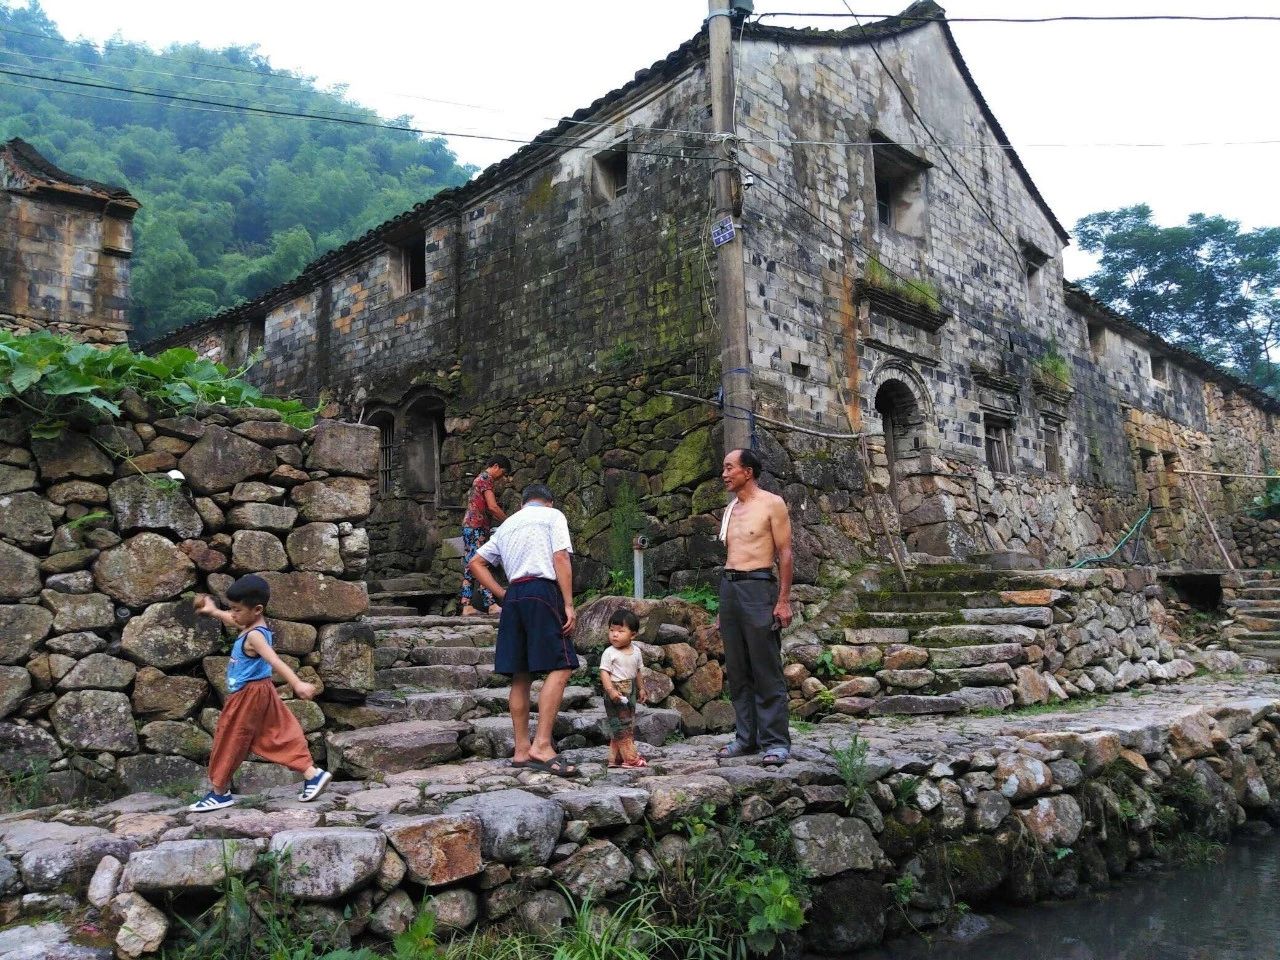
[960, 607, 1053, 628]
[367, 604, 419, 617]
[1231, 634, 1280, 649]
[471, 685, 597, 714]
[1230, 646, 1280, 664]
[363, 615, 494, 630]
[913, 624, 1039, 648]
[1227, 600, 1280, 613]
[326, 719, 470, 777]
[925, 643, 1025, 669]
[405, 646, 495, 667]
[372, 627, 495, 648]
[1238, 588, 1280, 600]
[375, 664, 499, 692]
[1234, 613, 1280, 632]
[855, 591, 998, 612]
[843, 611, 960, 629]
[867, 694, 965, 716]
[842, 627, 910, 646]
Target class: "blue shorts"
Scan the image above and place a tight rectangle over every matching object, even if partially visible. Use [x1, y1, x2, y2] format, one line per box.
[495, 578, 580, 676]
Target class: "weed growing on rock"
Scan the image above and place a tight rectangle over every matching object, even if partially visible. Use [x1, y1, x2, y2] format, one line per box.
[892, 776, 921, 807]
[891, 873, 916, 906]
[830, 734, 871, 810]
[0, 759, 51, 812]
[812, 649, 847, 681]
[672, 584, 719, 614]
[644, 804, 808, 959]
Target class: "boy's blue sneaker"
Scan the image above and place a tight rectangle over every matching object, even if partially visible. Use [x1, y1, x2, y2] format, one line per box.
[298, 769, 332, 803]
[188, 790, 235, 813]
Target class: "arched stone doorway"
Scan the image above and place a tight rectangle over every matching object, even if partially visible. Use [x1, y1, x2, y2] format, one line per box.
[874, 378, 925, 486]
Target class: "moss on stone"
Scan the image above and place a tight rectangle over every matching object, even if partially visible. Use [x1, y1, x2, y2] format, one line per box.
[660, 426, 713, 493]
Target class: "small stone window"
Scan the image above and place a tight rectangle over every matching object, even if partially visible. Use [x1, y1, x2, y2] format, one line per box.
[591, 147, 629, 203]
[367, 411, 395, 496]
[102, 216, 131, 256]
[984, 414, 1014, 474]
[872, 135, 930, 236]
[1087, 320, 1106, 361]
[1043, 424, 1062, 476]
[391, 230, 427, 295]
[791, 361, 810, 379]
[246, 314, 265, 358]
[403, 397, 444, 498]
[1150, 353, 1168, 384]
[1022, 241, 1050, 304]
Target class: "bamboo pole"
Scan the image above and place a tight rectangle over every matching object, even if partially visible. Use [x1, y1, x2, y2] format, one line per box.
[1183, 473, 1236, 574]
[1173, 469, 1278, 480]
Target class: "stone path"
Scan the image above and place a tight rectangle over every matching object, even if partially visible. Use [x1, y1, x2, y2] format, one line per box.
[5, 673, 1280, 959]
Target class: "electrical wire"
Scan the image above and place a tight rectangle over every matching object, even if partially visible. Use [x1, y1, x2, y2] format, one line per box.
[755, 12, 1280, 24]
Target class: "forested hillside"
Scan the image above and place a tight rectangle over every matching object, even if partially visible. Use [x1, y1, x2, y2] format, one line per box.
[0, 1, 475, 342]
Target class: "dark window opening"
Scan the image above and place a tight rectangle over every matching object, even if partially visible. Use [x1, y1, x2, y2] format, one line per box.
[791, 361, 810, 379]
[871, 135, 930, 235]
[1087, 320, 1106, 361]
[1022, 240, 1051, 303]
[246, 315, 265, 358]
[592, 148, 629, 202]
[984, 415, 1013, 474]
[1150, 354, 1168, 384]
[874, 379, 926, 500]
[1043, 424, 1062, 476]
[393, 231, 427, 294]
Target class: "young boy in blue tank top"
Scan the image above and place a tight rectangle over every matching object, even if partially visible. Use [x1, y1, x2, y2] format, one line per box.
[188, 574, 331, 812]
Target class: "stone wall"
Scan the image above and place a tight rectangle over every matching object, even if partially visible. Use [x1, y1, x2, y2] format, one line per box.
[0, 404, 379, 799]
[3, 678, 1278, 957]
[1231, 515, 1280, 569]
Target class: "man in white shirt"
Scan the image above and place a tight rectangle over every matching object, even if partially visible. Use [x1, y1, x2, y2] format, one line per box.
[467, 484, 581, 778]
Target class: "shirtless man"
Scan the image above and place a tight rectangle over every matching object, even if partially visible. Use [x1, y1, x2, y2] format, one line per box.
[717, 447, 794, 765]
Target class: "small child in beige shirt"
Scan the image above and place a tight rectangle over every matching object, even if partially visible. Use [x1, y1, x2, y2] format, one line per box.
[600, 608, 646, 768]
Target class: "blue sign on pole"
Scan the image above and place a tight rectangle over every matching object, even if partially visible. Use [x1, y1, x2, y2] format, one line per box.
[711, 216, 736, 247]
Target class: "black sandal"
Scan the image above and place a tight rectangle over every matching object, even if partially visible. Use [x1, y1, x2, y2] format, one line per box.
[527, 755, 580, 778]
[718, 742, 758, 759]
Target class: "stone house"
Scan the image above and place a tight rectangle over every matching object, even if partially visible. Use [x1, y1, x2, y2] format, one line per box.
[147, 2, 1280, 587]
[0, 138, 138, 346]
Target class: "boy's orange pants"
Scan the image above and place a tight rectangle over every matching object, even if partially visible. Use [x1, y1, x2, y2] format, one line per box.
[207, 678, 313, 792]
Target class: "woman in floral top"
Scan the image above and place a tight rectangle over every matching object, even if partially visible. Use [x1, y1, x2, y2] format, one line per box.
[460, 455, 511, 615]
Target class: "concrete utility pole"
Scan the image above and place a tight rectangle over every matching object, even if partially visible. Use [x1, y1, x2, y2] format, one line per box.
[708, 1, 752, 452]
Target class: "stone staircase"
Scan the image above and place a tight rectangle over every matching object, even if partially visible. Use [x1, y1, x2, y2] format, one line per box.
[1223, 571, 1280, 665]
[787, 564, 1189, 718]
[318, 605, 681, 776]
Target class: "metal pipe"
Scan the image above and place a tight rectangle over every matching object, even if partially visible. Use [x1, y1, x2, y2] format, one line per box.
[632, 535, 649, 600]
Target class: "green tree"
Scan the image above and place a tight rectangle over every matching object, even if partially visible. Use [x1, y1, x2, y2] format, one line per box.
[1075, 205, 1280, 394]
[0, 0, 476, 342]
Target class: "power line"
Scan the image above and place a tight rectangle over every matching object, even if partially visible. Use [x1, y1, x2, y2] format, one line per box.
[0, 66, 717, 161]
[841, 1, 1027, 267]
[755, 12, 1280, 24]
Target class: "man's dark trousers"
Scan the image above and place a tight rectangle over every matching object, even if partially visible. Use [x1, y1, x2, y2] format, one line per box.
[718, 575, 790, 753]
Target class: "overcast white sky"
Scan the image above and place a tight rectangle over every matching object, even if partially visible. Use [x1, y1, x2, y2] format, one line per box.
[23, 0, 1280, 279]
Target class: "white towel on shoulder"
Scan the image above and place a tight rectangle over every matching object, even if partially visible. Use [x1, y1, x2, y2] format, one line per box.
[718, 498, 736, 543]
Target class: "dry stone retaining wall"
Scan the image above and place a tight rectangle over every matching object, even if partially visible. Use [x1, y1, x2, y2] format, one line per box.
[0, 403, 379, 800]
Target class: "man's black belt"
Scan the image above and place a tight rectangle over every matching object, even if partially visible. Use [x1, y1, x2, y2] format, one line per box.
[722, 569, 776, 582]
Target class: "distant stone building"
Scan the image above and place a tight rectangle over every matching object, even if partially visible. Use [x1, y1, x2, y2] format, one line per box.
[149, 2, 1280, 587]
[0, 137, 138, 345]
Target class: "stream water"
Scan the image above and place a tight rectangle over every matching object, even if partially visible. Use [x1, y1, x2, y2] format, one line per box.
[851, 829, 1280, 960]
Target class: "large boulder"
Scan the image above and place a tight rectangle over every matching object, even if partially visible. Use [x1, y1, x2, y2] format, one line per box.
[445, 789, 563, 866]
[0, 541, 41, 600]
[121, 600, 223, 669]
[291, 478, 372, 523]
[116, 755, 208, 795]
[380, 814, 484, 887]
[122, 839, 258, 893]
[131, 667, 209, 720]
[0, 721, 61, 770]
[49, 690, 138, 752]
[790, 814, 886, 877]
[317, 622, 375, 698]
[268, 828, 386, 901]
[177, 426, 276, 495]
[286, 523, 344, 573]
[108, 475, 204, 540]
[41, 590, 115, 633]
[21, 833, 137, 892]
[327, 720, 466, 777]
[32, 432, 113, 482]
[0, 491, 54, 548]
[111, 892, 169, 958]
[306, 420, 378, 478]
[552, 839, 633, 898]
[57, 654, 136, 691]
[0, 666, 31, 719]
[262, 572, 368, 622]
[94, 533, 196, 607]
[231, 530, 288, 573]
[0, 604, 52, 663]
